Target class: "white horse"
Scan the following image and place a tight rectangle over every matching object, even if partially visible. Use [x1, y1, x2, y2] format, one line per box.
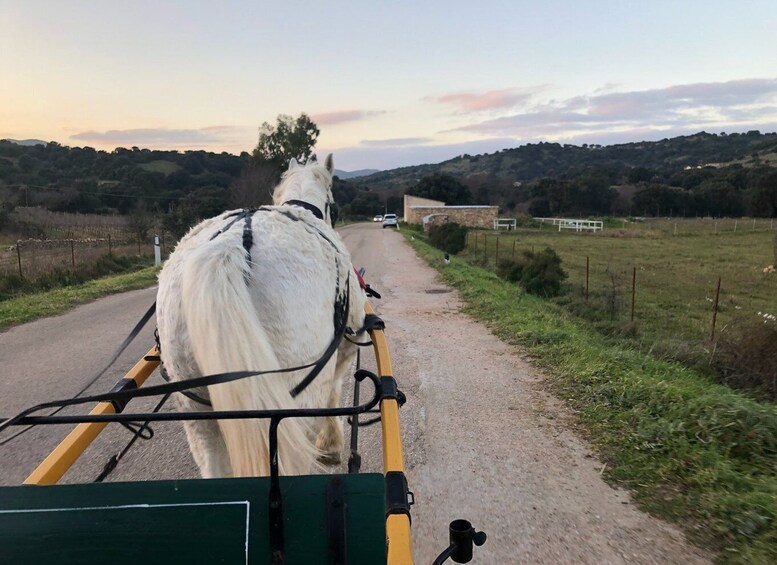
[156, 155, 365, 478]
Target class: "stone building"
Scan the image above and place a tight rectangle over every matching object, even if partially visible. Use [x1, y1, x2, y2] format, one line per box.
[403, 194, 498, 229]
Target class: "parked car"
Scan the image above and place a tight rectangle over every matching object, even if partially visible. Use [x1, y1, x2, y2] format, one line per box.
[382, 214, 398, 228]
[373, 215, 383, 222]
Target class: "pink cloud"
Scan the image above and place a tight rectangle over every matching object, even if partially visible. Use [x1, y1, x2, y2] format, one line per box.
[309, 110, 384, 126]
[432, 87, 540, 112]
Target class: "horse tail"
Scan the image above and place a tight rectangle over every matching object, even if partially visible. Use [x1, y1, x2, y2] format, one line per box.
[180, 234, 320, 476]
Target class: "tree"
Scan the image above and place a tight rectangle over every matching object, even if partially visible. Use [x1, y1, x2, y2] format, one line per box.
[228, 162, 276, 208]
[252, 113, 320, 178]
[406, 173, 471, 205]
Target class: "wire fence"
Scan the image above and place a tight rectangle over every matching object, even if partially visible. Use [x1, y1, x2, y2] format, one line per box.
[1, 233, 172, 280]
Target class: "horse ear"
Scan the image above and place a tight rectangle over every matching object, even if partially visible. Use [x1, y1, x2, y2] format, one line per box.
[324, 154, 334, 174]
[288, 158, 299, 171]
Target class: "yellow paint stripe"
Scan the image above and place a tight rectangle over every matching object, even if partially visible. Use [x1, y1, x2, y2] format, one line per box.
[24, 347, 160, 485]
[365, 302, 414, 563]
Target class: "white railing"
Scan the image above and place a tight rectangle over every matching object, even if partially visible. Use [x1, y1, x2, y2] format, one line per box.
[535, 218, 603, 232]
[493, 218, 517, 231]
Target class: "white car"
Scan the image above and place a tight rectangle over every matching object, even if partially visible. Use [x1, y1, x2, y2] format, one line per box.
[373, 215, 383, 222]
[382, 214, 398, 228]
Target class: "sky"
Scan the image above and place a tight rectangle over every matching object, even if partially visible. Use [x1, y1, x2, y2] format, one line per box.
[3, 1, 777, 171]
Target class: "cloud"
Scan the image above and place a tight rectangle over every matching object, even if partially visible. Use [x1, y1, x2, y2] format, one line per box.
[452, 78, 777, 138]
[430, 87, 545, 112]
[359, 137, 433, 147]
[309, 110, 385, 126]
[70, 126, 251, 147]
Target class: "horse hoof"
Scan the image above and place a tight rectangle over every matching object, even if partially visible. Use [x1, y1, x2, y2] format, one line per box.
[318, 452, 341, 466]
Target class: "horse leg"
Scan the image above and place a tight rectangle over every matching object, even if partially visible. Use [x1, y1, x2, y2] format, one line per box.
[176, 394, 233, 478]
[316, 345, 357, 464]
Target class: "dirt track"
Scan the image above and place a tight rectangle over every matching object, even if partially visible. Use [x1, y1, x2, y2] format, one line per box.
[0, 222, 711, 563]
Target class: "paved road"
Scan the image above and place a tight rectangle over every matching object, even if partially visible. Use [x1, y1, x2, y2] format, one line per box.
[0, 222, 710, 563]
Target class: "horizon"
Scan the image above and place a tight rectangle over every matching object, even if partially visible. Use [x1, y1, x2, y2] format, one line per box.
[3, 1, 777, 170]
[4, 127, 777, 174]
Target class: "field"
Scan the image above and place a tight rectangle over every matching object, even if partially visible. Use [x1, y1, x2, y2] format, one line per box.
[0, 208, 169, 299]
[466, 219, 777, 379]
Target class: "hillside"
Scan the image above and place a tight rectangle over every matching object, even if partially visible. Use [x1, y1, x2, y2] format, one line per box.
[356, 131, 777, 191]
[1, 131, 776, 225]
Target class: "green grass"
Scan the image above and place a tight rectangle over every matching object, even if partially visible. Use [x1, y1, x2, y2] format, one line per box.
[406, 228, 777, 563]
[0, 266, 159, 331]
[138, 160, 181, 175]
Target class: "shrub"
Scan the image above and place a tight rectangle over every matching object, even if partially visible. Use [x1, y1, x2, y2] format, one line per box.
[496, 247, 567, 297]
[712, 314, 777, 400]
[428, 222, 468, 254]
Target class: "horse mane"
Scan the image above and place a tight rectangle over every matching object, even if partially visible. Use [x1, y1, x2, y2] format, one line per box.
[273, 161, 333, 205]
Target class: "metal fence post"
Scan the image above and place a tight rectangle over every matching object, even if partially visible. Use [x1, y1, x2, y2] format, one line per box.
[70, 240, 75, 269]
[630, 267, 636, 322]
[585, 256, 589, 301]
[16, 242, 23, 278]
[711, 277, 721, 341]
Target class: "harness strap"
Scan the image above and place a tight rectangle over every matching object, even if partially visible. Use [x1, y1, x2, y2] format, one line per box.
[283, 199, 324, 221]
[289, 277, 349, 398]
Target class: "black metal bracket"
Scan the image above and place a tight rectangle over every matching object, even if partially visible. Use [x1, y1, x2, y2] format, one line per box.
[107, 378, 138, 413]
[385, 471, 414, 523]
[432, 520, 487, 564]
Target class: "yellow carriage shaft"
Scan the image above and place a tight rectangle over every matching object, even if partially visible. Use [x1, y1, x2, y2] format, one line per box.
[365, 301, 414, 564]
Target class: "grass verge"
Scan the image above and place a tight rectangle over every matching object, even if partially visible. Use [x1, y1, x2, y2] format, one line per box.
[407, 230, 777, 564]
[0, 266, 159, 331]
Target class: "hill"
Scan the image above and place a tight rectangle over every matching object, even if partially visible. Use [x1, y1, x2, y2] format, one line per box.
[356, 131, 777, 191]
[334, 168, 380, 179]
[352, 131, 777, 218]
[1, 131, 776, 225]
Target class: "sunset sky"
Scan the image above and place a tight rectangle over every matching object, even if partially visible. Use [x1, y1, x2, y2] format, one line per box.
[3, 1, 777, 170]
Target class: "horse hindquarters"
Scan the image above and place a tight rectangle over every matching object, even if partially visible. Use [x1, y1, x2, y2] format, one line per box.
[178, 233, 320, 476]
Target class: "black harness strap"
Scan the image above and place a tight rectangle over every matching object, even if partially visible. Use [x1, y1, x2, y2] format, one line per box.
[283, 199, 324, 221]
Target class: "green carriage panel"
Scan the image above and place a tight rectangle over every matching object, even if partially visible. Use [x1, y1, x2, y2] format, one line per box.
[0, 473, 387, 564]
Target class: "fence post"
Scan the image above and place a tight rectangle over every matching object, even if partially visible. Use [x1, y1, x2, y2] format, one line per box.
[512, 240, 516, 259]
[753, 219, 756, 232]
[154, 234, 161, 266]
[711, 277, 721, 341]
[108, 234, 112, 257]
[70, 239, 75, 270]
[630, 267, 636, 322]
[734, 219, 738, 232]
[137, 235, 141, 255]
[483, 234, 487, 258]
[495, 237, 499, 263]
[16, 242, 23, 278]
[585, 256, 589, 301]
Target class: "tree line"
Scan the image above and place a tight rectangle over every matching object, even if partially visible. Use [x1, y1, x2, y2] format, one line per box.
[3, 125, 776, 240]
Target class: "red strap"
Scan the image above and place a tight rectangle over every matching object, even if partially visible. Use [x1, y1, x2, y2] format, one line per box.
[354, 267, 367, 290]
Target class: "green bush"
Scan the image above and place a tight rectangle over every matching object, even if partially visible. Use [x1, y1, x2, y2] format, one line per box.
[428, 222, 468, 254]
[496, 247, 567, 297]
[713, 314, 777, 400]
